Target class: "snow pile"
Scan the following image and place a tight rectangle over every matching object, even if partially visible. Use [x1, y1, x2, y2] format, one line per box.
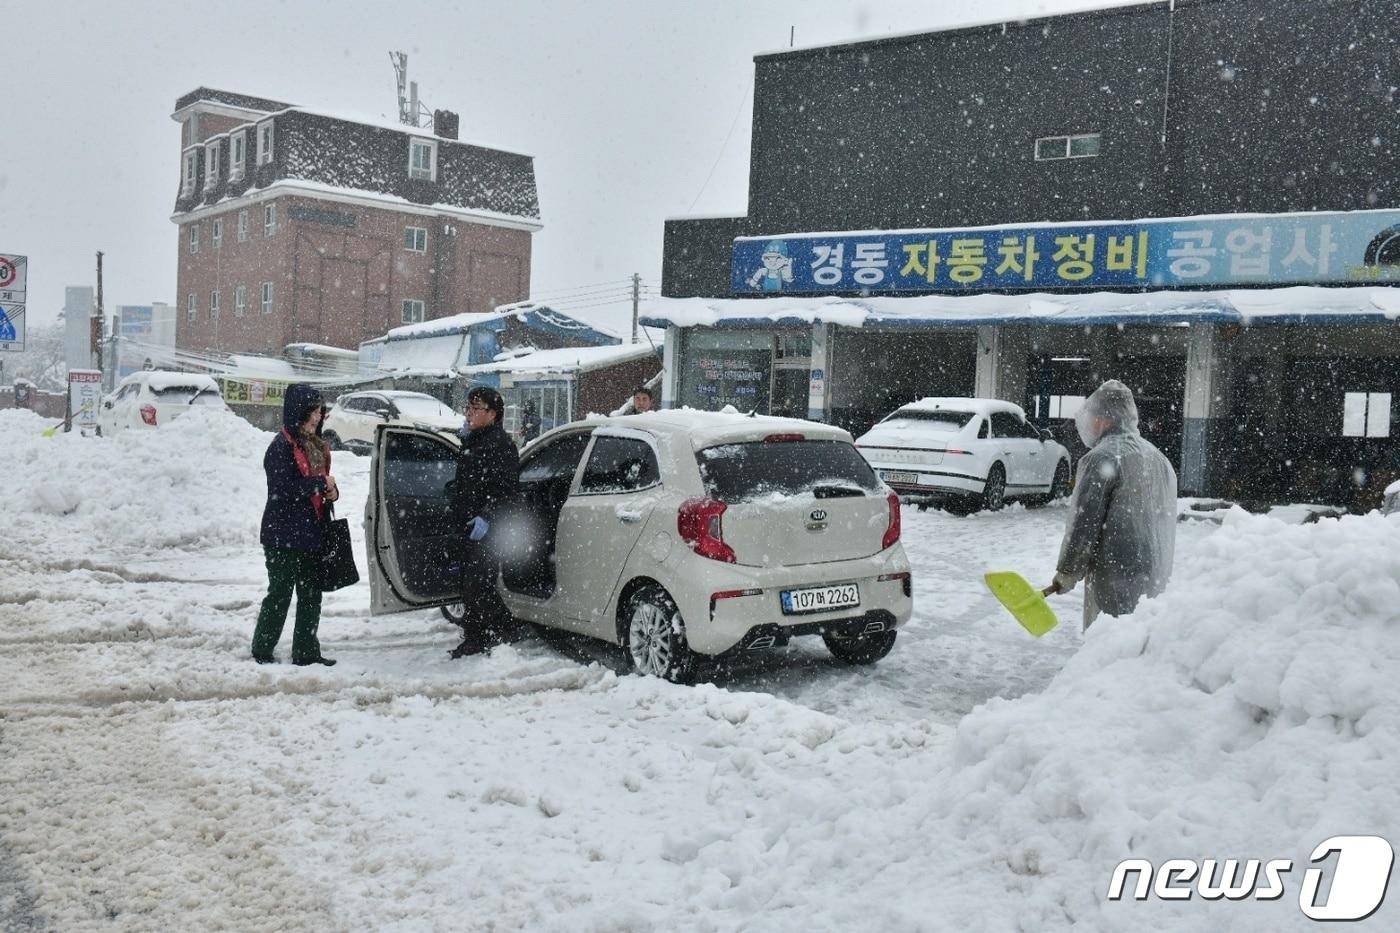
[662, 508, 1399, 929]
[1, 406, 271, 554]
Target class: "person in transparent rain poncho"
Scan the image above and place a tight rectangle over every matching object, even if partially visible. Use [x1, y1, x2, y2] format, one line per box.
[1047, 380, 1178, 630]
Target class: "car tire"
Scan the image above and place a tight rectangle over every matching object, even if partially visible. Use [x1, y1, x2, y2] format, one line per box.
[622, 584, 697, 684]
[440, 602, 468, 628]
[823, 629, 897, 665]
[980, 463, 1007, 512]
[323, 430, 343, 451]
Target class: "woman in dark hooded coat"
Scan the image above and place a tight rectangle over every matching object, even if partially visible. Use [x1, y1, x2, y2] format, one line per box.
[251, 384, 340, 665]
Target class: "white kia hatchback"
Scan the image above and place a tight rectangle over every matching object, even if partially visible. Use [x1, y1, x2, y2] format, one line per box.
[97, 371, 228, 435]
[366, 410, 913, 682]
[855, 397, 1072, 512]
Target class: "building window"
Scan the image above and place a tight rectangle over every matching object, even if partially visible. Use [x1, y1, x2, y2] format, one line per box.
[181, 150, 198, 196]
[237, 210, 249, 242]
[264, 203, 277, 236]
[1035, 133, 1101, 161]
[408, 138, 436, 181]
[187, 293, 196, 321]
[404, 227, 427, 252]
[235, 285, 247, 316]
[401, 299, 425, 324]
[256, 120, 274, 165]
[261, 281, 274, 315]
[189, 224, 200, 254]
[210, 289, 220, 319]
[203, 141, 221, 189]
[212, 218, 223, 248]
[1037, 394, 1087, 419]
[229, 130, 246, 179]
[1343, 392, 1392, 438]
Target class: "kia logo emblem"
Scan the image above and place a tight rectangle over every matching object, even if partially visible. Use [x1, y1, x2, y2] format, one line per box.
[809, 508, 828, 522]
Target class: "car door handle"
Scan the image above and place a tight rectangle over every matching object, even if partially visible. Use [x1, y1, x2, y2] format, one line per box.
[618, 511, 644, 524]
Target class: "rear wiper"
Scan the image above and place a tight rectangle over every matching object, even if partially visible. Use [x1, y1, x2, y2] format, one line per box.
[813, 485, 866, 499]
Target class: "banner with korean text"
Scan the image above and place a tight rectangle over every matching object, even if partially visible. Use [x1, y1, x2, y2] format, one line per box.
[731, 209, 1400, 294]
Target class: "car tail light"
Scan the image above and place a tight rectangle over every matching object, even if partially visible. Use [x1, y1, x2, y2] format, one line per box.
[678, 497, 736, 563]
[763, 433, 804, 442]
[881, 491, 901, 549]
[140, 404, 158, 426]
[879, 571, 913, 598]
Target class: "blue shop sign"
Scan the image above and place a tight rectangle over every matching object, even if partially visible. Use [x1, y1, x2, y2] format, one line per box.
[731, 209, 1400, 294]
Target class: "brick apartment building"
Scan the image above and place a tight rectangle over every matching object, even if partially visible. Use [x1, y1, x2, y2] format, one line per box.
[171, 88, 541, 355]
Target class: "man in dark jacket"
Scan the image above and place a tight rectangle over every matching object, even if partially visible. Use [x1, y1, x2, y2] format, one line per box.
[449, 385, 520, 657]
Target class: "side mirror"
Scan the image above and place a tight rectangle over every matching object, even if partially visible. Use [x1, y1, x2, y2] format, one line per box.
[104, 401, 113, 409]
[376, 409, 391, 421]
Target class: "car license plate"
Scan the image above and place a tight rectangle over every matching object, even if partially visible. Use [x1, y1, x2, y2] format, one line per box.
[884, 471, 919, 485]
[781, 583, 860, 615]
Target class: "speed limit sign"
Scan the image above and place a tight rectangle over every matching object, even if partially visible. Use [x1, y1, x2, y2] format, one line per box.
[0, 253, 26, 297]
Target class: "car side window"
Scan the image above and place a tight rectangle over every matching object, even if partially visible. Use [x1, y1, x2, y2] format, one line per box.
[519, 432, 594, 484]
[977, 418, 989, 439]
[579, 436, 659, 494]
[990, 413, 1021, 438]
[1016, 418, 1042, 439]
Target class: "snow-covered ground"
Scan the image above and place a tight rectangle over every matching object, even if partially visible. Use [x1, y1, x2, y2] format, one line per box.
[1, 407, 1395, 931]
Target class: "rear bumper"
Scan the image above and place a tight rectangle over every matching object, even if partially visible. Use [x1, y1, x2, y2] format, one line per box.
[727, 610, 898, 653]
[661, 545, 914, 656]
[867, 461, 985, 498]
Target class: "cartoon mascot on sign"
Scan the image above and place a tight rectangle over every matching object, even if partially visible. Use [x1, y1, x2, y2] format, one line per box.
[748, 240, 795, 292]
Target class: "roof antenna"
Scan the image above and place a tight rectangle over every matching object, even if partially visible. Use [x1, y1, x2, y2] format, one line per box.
[390, 51, 430, 127]
[789, 26, 795, 47]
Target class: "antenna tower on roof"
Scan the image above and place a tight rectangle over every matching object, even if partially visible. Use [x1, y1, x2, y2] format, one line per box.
[390, 51, 431, 127]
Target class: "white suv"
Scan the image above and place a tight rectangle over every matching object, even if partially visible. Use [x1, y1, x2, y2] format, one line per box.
[366, 410, 913, 682]
[97, 371, 227, 435]
[322, 390, 462, 453]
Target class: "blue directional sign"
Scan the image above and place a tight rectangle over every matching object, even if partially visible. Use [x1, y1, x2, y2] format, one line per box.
[0, 306, 16, 341]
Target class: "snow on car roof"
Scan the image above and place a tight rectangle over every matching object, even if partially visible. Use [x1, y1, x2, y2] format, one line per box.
[120, 371, 222, 392]
[601, 408, 853, 448]
[897, 397, 1026, 419]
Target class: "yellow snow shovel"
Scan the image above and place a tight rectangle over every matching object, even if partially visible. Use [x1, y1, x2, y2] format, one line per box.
[984, 571, 1059, 637]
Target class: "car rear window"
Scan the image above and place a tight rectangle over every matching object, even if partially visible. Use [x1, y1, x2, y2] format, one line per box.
[697, 440, 881, 502]
[883, 409, 974, 431]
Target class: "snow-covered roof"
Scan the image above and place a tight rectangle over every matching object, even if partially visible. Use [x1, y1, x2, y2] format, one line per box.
[641, 286, 1400, 330]
[386, 309, 528, 341]
[465, 343, 659, 377]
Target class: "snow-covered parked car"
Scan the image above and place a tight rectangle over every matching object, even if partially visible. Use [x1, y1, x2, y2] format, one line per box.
[366, 410, 913, 682]
[855, 397, 1071, 513]
[97, 371, 228, 435]
[322, 390, 462, 454]
[1382, 479, 1400, 516]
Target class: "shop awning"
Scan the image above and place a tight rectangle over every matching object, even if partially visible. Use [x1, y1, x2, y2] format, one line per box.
[639, 286, 1400, 330]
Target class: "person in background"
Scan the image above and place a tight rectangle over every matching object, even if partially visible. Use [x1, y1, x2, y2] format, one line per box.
[1048, 379, 1177, 631]
[450, 386, 520, 658]
[521, 399, 541, 443]
[630, 386, 655, 414]
[252, 384, 339, 666]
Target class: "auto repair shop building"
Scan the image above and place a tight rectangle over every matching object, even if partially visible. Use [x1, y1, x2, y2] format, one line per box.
[647, 0, 1400, 508]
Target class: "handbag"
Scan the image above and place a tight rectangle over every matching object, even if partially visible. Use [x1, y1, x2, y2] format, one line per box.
[319, 505, 360, 592]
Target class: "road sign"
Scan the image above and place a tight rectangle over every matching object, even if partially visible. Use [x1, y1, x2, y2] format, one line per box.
[0, 253, 27, 304]
[0, 303, 23, 351]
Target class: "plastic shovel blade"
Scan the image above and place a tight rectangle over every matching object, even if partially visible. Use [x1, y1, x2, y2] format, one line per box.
[984, 571, 1058, 637]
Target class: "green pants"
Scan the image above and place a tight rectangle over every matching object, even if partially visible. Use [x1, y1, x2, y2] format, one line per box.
[252, 547, 323, 661]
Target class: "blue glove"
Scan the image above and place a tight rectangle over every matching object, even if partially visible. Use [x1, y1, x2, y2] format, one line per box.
[468, 516, 489, 542]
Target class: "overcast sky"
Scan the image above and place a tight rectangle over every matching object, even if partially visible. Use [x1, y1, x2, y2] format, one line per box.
[4, 0, 1142, 339]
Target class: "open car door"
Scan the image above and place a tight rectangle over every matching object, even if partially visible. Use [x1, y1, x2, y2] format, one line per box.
[366, 425, 463, 615]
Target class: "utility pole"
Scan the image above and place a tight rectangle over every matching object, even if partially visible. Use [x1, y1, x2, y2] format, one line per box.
[630, 272, 641, 344]
[94, 251, 105, 381]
